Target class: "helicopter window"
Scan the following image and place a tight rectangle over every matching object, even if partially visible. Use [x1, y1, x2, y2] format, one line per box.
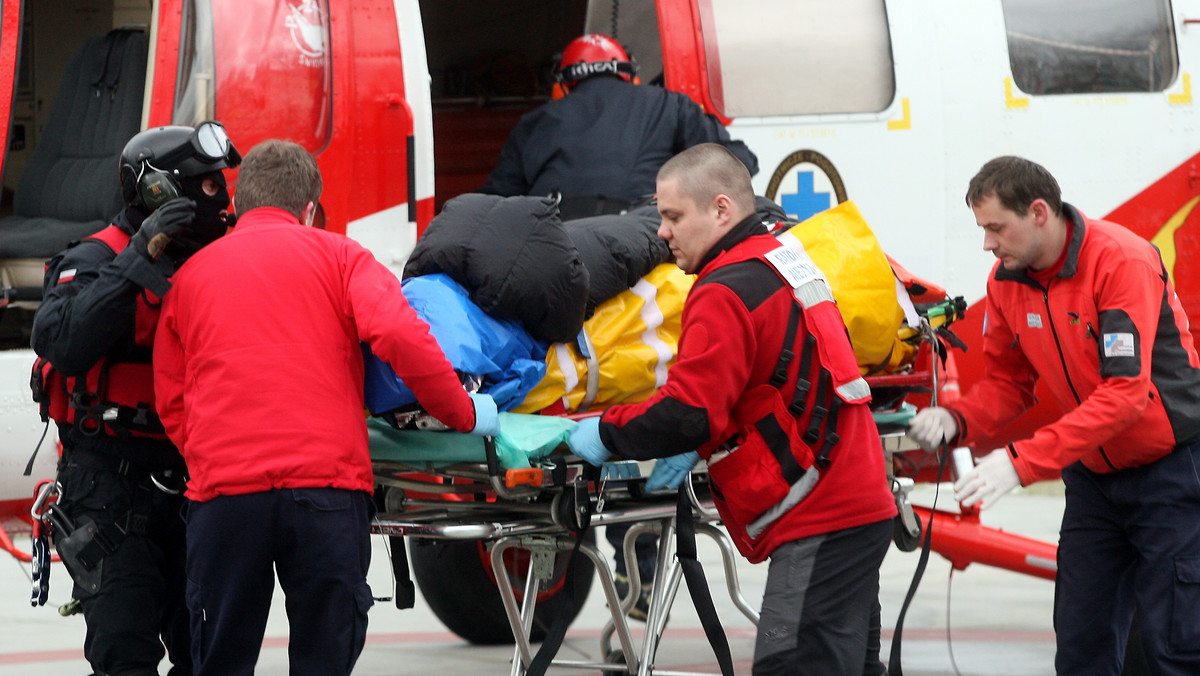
[698, 0, 895, 118]
[174, 0, 333, 153]
[1002, 0, 1178, 95]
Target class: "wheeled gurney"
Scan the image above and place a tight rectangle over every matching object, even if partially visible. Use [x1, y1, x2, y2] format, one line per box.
[367, 414, 761, 676]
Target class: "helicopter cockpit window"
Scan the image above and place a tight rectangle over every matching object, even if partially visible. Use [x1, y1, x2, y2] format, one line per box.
[174, 0, 333, 153]
[1002, 0, 1178, 95]
[699, 0, 895, 118]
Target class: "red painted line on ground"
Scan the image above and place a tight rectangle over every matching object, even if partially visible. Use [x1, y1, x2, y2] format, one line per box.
[364, 625, 1054, 644]
[0, 648, 85, 666]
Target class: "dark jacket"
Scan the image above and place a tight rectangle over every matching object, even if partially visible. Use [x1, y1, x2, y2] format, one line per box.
[404, 193, 590, 343]
[481, 77, 759, 202]
[31, 209, 183, 469]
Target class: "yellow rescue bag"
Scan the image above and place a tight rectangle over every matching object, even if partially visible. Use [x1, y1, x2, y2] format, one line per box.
[779, 200, 913, 375]
[514, 264, 693, 413]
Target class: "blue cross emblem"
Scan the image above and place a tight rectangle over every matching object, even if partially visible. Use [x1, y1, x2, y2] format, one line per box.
[780, 170, 831, 222]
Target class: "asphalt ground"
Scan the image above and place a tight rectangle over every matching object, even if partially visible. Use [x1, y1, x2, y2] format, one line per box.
[0, 483, 1062, 675]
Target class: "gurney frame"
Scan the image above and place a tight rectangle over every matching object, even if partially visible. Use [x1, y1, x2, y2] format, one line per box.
[371, 440, 759, 676]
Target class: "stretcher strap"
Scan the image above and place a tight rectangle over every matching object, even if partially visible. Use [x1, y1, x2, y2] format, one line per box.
[676, 485, 735, 676]
[887, 441, 949, 676]
[389, 536, 416, 610]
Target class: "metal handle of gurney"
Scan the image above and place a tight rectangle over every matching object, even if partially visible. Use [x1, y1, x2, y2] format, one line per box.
[684, 469, 721, 521]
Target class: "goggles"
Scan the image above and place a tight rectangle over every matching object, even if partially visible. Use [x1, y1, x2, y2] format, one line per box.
[150, 120, 242, 172]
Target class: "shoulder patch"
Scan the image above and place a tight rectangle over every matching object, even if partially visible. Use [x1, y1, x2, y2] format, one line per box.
[1103, 333, 1136, 358]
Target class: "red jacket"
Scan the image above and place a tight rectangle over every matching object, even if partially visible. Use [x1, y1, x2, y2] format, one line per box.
[947, 205, 1200, 484]
[154, 207, 476, 501]
[599, 217, 896, 562]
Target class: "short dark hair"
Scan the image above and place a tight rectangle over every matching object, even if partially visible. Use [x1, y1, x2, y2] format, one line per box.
[965, 156, 1062, 217]
[234, 140, 322, 220]
[657, 143, 754, 215]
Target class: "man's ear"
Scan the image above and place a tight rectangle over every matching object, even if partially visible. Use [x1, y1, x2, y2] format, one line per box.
[1030, 198, 1049, 226]
[713, 193, 735, 227]
[301, 201, 316, 227]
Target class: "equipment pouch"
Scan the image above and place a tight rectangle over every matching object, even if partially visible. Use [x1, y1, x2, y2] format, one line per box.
[31, 357, 70, 424]
[53, 516, 105, 594]
[706, 385, 815, 530]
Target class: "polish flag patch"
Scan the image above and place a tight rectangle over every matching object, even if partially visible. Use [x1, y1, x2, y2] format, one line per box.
[57, 268, 77, 284]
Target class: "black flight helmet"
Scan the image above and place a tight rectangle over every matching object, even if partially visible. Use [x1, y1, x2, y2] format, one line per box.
[119, 120, 242, 212]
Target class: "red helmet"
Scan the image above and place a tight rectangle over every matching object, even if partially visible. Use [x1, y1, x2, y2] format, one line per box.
[555, 34, 636, 89]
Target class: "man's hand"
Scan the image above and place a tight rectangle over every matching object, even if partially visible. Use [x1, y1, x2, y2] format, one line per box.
[953, 447, 1021, 509]
[907, 407, 958, 451]
[568, 417, 611, 466]
[130, 198, 197, 261]
[467, 392, 500, 437]
[646, 451, 700, 491]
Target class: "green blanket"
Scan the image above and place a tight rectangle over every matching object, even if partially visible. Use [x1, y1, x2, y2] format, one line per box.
[368, 412, 577, 469]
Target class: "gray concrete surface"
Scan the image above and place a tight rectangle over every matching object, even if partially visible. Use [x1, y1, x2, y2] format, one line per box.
[0, 483, 1061, 675]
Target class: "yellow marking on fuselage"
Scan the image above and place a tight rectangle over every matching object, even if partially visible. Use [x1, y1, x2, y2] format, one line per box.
[1151, 196, 1200, 283]
[1005, 78, 1029, 109]
[1169, 73, 1192, 105]
[887, 98, 911, 130]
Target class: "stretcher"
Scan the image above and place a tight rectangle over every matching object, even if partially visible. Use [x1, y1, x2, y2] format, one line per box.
[364, 305, 979, 675]
[367, 414, 761, 676]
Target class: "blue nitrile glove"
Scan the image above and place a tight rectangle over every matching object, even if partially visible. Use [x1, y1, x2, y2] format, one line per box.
[468, 392, 501, 437]
[646, 451, 700, 491]
[568, 416, 611, 466]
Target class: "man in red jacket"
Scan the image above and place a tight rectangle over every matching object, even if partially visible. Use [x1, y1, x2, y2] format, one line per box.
[154, 139, 500, 675]
[909, 155, 1200, 675]
[568, 143, 896, 675]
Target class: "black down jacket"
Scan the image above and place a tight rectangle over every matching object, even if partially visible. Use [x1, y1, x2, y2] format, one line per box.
[403, 193, 589, 343]
[564, 203, 672, 316]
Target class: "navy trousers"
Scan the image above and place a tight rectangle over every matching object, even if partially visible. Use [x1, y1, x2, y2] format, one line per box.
[185, 488, 375, 676]
[1055, 441, 1200, 675]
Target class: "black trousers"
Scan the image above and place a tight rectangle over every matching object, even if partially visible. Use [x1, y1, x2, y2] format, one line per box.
[752, 519, 892, 676]
[55, 459, 191, 676]
[184, 488, 374, 676]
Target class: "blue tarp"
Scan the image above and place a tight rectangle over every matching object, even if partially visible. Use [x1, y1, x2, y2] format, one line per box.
[362, 273, 549, 415]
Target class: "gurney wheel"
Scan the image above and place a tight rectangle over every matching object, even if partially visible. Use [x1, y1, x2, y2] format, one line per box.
[892, 514, 923, 553]
[410, 533, 596, 645]
[552, 488, 590, 532]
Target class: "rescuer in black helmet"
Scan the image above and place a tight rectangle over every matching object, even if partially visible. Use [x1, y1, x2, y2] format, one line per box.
[119, 121, 242, 261]
[30, 120, 240, 676]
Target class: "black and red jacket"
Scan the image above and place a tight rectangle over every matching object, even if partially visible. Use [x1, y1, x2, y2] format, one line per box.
[598, 214, 896, 562]
[30, 209, 183, 470]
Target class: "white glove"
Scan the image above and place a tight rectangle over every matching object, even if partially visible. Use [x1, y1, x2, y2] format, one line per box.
[907, 407, 958, 451]
[953, 447, 1022, 510]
